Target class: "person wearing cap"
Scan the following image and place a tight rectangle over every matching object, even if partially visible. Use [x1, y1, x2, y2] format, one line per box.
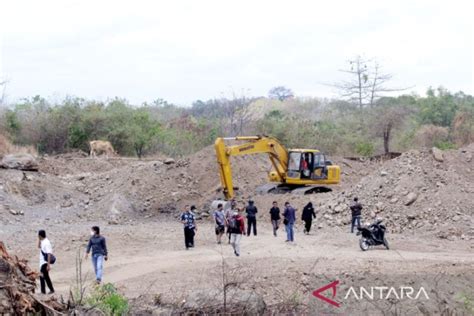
[245, 200, 258, 236]
[229, 209, 246, 256]
[180, 205, 197, 249]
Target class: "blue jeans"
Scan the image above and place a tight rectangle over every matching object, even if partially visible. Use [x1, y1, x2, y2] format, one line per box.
[351, 215, 361, 233]
[92, 254, 104, 282]
[286, 223, 294, 241]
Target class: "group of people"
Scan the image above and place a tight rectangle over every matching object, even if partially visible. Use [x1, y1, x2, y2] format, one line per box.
[179, 199, 329, 257]
[36, 226, 108, 295]
[37, 197, 364, 295]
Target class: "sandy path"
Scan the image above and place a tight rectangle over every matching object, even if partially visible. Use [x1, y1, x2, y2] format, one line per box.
[4, 220, 468, 301]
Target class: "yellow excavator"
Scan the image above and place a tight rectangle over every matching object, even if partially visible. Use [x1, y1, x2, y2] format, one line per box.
[214, 136, 341, 200]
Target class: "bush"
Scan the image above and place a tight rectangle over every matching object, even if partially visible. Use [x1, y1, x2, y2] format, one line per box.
[452, 110, 474, 147]
[434, 141, 456, 150]
[413, 124, 449, 148]
[86, 283, 129, 316]
[355, 141, 375, 156]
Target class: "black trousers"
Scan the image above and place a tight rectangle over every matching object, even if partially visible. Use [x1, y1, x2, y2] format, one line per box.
[184, 227, 195, 248]
[247, 217, 257, 236]
[40, 263, 54, 294]
[304, 219, 313, 233]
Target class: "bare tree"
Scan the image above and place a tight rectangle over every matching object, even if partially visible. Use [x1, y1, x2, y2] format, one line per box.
[220, 90, 253, 136]
[371, 101, 412, 154]
[268, 86, 294, 101]
[333, 56, 409, 108]
[0, 79, 7, 106]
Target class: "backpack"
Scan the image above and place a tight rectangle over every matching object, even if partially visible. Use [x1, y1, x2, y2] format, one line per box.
[229, 216, 240, 232]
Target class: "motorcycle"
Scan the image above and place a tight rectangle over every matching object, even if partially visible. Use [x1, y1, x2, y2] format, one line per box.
[356, 219, 389, 251]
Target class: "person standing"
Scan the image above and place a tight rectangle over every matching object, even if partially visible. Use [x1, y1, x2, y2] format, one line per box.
[245, 200, 258, 236]
[269, 201, 281, 237]
[180, 205, 197, 249]
[226, 200, 238, 244]
[350, 197, 363, 233]
[213, 203, 226, 244]
[301, 202, 316, 234]
[283, 202, 296, 242]
[85, 226, 108, 284]
[229, 210, 246, 256]
[38, 230, 55, 294]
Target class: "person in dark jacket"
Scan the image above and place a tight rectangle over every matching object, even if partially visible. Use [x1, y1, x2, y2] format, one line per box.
[229, 210, 246, 256]
[350, 197, 363, 233]
[301, 202, 316, 234]
[269, 201, 281, 237]
[283, 202, 296, 242]
[180, 205, 198, 249]
[245, 200, 258, 236]
[85, 226, 108, 284]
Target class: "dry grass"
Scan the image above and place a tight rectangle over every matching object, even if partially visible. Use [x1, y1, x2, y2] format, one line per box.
[0, 134, 37, 158]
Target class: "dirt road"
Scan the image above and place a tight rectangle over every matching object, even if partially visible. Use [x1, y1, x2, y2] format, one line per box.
[2, 218, 472, 313]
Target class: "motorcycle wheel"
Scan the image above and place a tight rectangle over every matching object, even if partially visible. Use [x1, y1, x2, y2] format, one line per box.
[359, 239, 369, 251]
[383, 237, 389, 250]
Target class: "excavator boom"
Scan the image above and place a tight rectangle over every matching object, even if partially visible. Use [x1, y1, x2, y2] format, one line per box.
[215, 136, 288, 199]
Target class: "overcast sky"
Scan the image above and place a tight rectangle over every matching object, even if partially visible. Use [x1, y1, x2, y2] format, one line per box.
[1, 0, 473, 105]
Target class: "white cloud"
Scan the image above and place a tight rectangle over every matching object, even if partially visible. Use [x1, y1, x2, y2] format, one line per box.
[0, 0, 472, 104]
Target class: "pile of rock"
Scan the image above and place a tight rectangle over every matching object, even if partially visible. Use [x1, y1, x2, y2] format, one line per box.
[306, 146, 474, 239]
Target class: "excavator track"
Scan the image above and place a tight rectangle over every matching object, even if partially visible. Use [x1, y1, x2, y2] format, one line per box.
[256, 184, 332, 195]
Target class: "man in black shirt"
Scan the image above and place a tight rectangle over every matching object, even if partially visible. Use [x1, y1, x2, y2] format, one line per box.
[245, 200, 258, 236]
[269, 201, 281, 237]
[350, 197, 363, 233]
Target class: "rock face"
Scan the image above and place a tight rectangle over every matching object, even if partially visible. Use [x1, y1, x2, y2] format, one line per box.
[183, 289, 266, 315]
[432, 147, 444, 162]
[0, 154, 38, 171]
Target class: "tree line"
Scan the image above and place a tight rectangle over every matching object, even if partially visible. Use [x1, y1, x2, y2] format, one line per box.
[0, 86, 472, 158]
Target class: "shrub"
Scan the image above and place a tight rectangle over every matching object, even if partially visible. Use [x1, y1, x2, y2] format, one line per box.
[434, 141, 456, 150]
[413, 124, 449, 148]
[452, 111, 474, 147]
[87, 283, 129, 316]
[355, 141, 375, 157]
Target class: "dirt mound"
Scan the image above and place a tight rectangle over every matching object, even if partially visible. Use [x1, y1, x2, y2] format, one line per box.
[319, 144, 474, 237]
[2, 140, 473, 240]
[0, 143, 376, 224]
[0, 242, 64, 314]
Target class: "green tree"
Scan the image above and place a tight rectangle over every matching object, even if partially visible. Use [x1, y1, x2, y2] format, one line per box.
[5, 110, 21, 138]
[128, 109, 161, 158]
[418, 87, 458, 127]
[268, 86, 294, 101]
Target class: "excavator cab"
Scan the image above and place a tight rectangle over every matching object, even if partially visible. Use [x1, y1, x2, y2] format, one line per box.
[287, 150, 329, 181]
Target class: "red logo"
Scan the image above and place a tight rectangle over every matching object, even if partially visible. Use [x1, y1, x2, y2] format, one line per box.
[312, 280, 341, 307]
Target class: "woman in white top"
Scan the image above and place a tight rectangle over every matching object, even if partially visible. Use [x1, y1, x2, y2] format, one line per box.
[38, 230, 54, 294]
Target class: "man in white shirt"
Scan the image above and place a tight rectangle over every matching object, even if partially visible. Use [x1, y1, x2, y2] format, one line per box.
[38, 230, 54, 294]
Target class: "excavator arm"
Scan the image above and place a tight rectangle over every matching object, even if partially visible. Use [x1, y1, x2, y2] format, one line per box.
[215, 136, 289, 199]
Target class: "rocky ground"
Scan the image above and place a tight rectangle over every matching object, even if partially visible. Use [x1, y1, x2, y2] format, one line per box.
[0, 144, 473, 314]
